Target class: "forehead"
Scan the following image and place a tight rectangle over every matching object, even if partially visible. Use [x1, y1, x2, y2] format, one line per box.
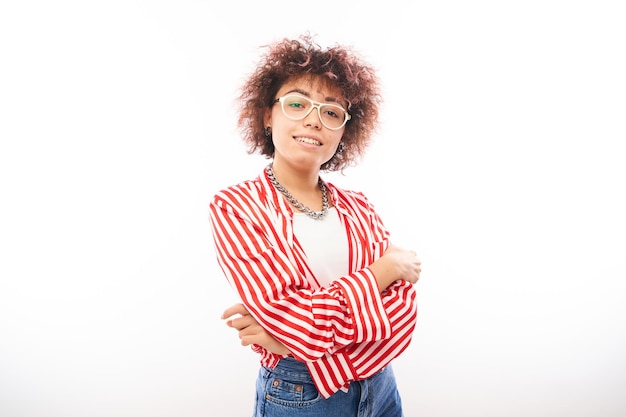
[277, 75, 344, 100]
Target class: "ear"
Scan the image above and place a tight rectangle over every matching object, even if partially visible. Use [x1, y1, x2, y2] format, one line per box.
[263, 108, 272, 128]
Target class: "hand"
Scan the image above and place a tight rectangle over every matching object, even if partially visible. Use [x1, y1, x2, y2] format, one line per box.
[221, 303, 291, 356]
[369, 244, 422, 291]
[385, 245, 422, 284]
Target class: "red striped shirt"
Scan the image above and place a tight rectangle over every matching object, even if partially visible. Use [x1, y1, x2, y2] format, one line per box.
[209, 169, 418, 398]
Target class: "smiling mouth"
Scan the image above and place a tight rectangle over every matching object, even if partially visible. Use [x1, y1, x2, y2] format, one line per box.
[294, 136, 321, 146]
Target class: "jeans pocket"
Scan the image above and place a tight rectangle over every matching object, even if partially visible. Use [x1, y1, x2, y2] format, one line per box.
[264, 374, 322, 407]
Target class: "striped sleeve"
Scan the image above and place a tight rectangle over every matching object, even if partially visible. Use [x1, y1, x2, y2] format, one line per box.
[311, 279, 418, 398]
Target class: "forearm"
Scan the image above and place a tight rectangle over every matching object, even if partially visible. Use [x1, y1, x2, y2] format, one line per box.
[368, 257, 400, 292]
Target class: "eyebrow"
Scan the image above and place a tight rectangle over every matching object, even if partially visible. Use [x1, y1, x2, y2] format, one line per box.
[283, 88, 343, 106]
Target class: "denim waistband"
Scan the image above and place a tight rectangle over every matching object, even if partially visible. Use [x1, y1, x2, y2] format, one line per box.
[264, 357, 312, 383]
[266, 357, 387, 383]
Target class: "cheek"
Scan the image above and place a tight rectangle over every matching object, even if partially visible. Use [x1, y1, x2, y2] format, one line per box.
[329, 132, 344, 148]
[271, 124, 291, 142]
[325, 139, 343, 159]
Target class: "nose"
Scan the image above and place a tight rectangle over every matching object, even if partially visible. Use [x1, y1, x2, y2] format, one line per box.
[303, 105, 321, 129]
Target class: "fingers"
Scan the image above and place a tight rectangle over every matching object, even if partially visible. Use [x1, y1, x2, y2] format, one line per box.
[230, 319, 267, 348]
[397, 245, 422, 284]
[239, 330, 267, 348]
[411, 252, 421, 282]
[221, 303, 249, 320]
[415, 263, 422, 283]
[407, 259, 421, 284]
[239, 335, 254, 347]
[226, 314, 255, 330]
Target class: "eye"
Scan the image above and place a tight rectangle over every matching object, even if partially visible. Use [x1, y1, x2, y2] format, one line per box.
[285, 96, 309, 111]
[322, 106, 341, 119]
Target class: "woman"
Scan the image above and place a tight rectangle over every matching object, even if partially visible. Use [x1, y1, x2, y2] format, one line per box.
[209, 33, 421, 417]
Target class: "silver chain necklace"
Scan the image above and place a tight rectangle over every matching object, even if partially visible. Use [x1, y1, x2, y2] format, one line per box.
[265, 165, 329, 220]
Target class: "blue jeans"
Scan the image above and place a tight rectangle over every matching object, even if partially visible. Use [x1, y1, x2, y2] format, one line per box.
[253, 357, 404, 417]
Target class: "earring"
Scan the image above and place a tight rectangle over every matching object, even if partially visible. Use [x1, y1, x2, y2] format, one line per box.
[265, 126, 272, 137]
[335, 142, 344, 157]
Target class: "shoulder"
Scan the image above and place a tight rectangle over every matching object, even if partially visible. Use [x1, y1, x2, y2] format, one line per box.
[210, 176, 267, 211]
[327, 182, 375, 211]
[212, 177, 262, 200]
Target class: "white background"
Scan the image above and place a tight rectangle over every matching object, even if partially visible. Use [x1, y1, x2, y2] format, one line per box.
[1, 1, 625, 416]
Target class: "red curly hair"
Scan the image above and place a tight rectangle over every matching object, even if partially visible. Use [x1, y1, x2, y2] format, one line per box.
[237, 33, 382, 172]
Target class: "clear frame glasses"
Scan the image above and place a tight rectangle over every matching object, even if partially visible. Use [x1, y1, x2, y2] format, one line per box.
[274, 94, 351, 130]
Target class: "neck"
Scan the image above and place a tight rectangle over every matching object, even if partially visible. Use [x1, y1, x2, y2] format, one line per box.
[266, 162, 329, 217]
[270, 160, 320, 194]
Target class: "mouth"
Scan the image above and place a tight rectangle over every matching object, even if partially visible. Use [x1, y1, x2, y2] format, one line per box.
[294, 136, 322, 146]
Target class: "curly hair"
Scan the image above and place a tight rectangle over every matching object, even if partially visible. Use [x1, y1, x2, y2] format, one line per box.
[236, 33, 382, 172]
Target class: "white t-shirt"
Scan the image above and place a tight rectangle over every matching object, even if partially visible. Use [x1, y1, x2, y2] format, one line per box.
[292, 207, 349, 287]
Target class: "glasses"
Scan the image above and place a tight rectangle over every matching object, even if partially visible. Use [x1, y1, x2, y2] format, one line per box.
[274, 94, 351, 130]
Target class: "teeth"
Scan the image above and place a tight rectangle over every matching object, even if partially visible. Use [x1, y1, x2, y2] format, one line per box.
[295, 137, 321, 146]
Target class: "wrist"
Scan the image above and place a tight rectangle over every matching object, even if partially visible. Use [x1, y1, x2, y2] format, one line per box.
[369, 257, 397, 292]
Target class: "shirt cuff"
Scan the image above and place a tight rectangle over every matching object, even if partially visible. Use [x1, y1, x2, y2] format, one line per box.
[333, 268, 392, 343]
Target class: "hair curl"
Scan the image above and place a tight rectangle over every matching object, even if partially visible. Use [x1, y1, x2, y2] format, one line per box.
[236, 33, 382, 172]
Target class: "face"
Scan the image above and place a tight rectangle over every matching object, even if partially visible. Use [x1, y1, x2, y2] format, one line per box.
[264, 76, 347, 173]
